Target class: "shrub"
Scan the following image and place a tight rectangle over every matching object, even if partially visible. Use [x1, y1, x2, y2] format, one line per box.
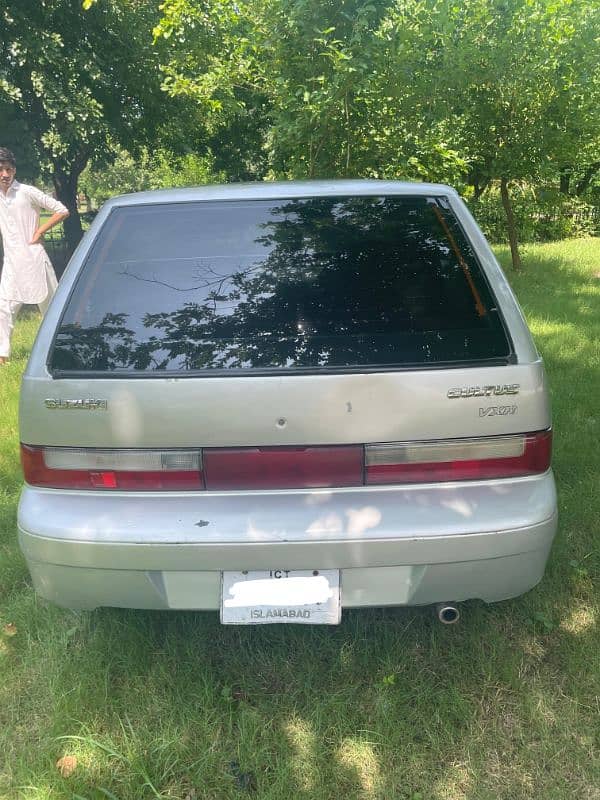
[468, 188, 599, 244]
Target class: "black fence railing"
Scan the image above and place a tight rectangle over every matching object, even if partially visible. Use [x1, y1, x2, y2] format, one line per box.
[42, 226, 72, 279]
[536, 205, 600, 227]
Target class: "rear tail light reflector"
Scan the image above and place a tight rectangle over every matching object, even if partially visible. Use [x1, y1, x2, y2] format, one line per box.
[203, 445, 363, 490]
[365, 430, 552, 484]
[21, 446, 204, 490]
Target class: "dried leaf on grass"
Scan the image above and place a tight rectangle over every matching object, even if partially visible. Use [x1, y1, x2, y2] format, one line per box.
[3, 623, 17, 636]
[56, 755, 78, 777]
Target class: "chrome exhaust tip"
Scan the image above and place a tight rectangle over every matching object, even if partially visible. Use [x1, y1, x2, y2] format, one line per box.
[435, 603, 460, 624]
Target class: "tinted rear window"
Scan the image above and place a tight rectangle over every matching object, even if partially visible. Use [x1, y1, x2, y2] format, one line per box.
[50, 195, 511, 374]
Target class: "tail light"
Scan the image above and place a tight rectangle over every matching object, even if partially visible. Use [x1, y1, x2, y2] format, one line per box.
[203, 446, 363, 490]
[20, 446, 204, 490]
[365, 430, 552, 484]
[21, 431, 551, 491]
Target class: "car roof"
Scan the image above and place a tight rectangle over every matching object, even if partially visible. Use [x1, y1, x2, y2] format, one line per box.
[105, 179, 459, 209]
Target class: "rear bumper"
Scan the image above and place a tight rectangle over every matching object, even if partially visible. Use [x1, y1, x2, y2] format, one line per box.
[17, 473, 558, 611]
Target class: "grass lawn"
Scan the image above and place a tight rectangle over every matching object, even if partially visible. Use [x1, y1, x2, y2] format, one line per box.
[1, 238, 598, 800]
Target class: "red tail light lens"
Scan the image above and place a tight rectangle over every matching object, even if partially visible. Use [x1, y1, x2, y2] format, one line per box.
[21, 445, 204, 490]
[365, 430, 552, 484]
[203, 446, 363, 490]
[21, 431, 551, 491]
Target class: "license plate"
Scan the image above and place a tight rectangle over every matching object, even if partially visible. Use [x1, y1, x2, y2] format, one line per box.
[220, 569, 341, 625]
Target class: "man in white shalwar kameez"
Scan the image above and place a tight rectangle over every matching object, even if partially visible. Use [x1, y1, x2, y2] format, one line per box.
[0, 147, 69, 364]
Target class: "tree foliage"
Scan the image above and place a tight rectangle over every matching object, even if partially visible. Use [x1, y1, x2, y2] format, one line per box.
[2, 0, 598, 265]
[79, 147, 224, 206]
[155, 0, 600, 266]
[0, 0, 195, 247]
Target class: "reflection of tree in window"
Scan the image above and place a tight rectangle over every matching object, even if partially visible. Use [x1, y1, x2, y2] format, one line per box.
[53, 314, 137, 371]
[51, 197, 509, 373]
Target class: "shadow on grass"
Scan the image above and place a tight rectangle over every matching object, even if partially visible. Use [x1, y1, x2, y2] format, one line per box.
[1, 588, 597, 800]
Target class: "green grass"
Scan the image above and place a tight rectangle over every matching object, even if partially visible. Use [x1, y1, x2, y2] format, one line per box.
[1, 239, 599, 800]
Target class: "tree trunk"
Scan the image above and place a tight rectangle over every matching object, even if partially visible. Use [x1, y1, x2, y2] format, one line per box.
[473, 181, 483, 200]
[344, 90, 351, 175]
[24, 82, 87, 252]
[52, 168, 84, 252]
[470, 172, 489, 200]
[559, 167, 572, 195]
[575, 161, 600, 196]
[500, 177, 522, 271]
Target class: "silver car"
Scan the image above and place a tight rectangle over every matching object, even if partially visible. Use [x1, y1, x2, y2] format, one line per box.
[18, 181, 557, 624]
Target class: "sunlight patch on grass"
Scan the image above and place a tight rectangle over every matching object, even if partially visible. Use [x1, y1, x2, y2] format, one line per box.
[433, 763, 472, 800]
[560, 606, 596, 636]
[283, 717, 318, 792]
[478, 750, 536, 798]
[525, 318, 577, 337]
[335, 738, 382, 797]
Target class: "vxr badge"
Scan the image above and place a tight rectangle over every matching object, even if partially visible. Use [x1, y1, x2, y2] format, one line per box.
[479, 405, 518, 417]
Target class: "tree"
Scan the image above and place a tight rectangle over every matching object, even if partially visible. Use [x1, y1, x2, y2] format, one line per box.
[0, 0, 191, 249]
[154, 0, 469, 182]
[79, 146, 223, 206]
[544, 1, 600, 198]
[388, 0, 600, 268]
[155, 0, 600, 267]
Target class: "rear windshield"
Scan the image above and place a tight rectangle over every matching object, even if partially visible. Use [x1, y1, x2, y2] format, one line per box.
[49, 195, 511, 374]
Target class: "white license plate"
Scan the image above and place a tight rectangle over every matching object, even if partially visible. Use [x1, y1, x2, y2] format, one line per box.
[220, 569, 341, 625]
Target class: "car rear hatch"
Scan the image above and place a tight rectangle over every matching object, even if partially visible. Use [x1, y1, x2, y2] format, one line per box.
[20, 189, 551, 494]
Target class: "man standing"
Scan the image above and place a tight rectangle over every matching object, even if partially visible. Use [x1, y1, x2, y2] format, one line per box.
[0, 147, 69, 364]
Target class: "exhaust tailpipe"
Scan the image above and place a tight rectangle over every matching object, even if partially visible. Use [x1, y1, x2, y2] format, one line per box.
[435, 603, 460, 624]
